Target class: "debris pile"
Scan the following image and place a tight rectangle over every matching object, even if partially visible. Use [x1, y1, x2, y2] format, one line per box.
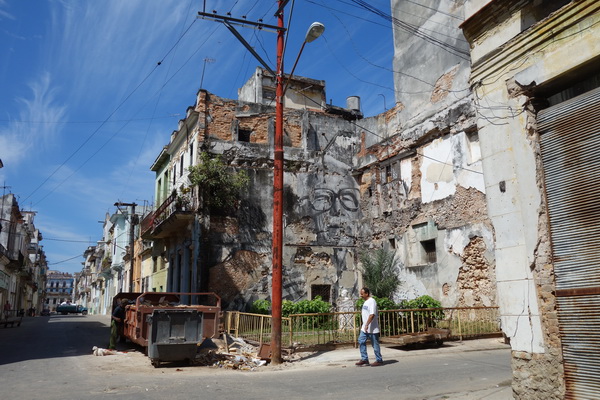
[195, 336, 268, 371]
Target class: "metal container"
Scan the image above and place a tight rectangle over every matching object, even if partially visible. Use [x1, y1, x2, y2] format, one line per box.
[147, 309, 203, 367]
[114, 292, 221, 366]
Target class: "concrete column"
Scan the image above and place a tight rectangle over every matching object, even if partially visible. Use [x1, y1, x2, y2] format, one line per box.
[180, 242, 191, 304]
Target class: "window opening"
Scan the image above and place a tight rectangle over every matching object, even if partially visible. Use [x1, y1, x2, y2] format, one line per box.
[421, 239, 437, 263]
[311, 284, 331, 302]
[238, 128, 252, 142]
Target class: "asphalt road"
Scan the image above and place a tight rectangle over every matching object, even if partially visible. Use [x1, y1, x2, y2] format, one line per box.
[0, 314, 512, 400]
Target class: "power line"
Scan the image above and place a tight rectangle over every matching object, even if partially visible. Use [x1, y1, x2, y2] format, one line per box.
[48, 255, 83, 265]
[22, 17, 199, 205]
[348, 0, 470, 60]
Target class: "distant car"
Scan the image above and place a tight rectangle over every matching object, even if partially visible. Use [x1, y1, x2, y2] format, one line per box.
[56, 304, 88, 315]
[40, 309, 51, 316]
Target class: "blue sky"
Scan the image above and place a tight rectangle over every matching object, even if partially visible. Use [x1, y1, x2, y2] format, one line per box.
[0, 0, 394, 275]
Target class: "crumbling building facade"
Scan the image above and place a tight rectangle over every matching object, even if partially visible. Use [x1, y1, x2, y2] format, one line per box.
[461, 0, 600, 398]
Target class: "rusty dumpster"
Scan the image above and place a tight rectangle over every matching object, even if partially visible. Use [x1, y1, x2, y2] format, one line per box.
[115, 292, 221, 367]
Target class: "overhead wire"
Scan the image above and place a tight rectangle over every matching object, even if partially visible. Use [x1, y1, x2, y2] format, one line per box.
[348, 0, 470, 60]
[22, 16, 200, 205]
[120, 0, 197, 201]
[30, 21, 218, 208]
[0, 115, 182, 125]
[307, 0, 471, 96]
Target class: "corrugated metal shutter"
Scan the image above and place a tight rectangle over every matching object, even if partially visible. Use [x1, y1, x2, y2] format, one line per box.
[539, 85, 600, 399]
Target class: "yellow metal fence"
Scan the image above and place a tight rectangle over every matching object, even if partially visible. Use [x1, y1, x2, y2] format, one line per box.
[224, 306, 501, 347]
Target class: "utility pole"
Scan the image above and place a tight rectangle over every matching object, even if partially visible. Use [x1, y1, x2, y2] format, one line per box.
[270, 0, 285, 366]
[198, 1, 288, 365]
[114, 202, 137, 293]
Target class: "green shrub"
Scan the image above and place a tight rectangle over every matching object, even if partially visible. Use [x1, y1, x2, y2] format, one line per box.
[398, 295, 445, 322]
[355, 296, 397, 311]
[398, 295, 442, 309]
[250, 299, 271, 315]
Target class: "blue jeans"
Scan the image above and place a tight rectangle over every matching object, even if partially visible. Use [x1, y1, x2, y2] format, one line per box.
[359, 331, 383, 363]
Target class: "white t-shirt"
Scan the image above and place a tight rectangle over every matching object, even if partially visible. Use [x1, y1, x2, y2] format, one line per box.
[361, 297, 380, 333]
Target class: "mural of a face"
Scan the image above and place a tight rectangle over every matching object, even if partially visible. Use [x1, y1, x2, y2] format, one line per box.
[299, 172, 360, 246]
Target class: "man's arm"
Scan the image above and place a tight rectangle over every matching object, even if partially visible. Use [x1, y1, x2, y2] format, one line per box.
[364, 313, 374, 332]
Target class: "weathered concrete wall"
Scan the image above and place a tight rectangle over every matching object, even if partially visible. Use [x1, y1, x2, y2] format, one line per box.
[390, 0, 471, 130]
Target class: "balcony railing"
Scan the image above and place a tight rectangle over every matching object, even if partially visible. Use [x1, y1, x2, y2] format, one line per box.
[140, 193, 196, 239]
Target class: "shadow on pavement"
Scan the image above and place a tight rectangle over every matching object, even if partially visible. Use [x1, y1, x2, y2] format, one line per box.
[0, 314, 110, 366]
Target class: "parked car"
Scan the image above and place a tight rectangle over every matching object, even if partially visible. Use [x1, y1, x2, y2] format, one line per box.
[40, 309, 51, 316]
[56, 304, 88, 315]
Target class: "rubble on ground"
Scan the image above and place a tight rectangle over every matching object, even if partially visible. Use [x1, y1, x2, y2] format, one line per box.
[195, 335, 267, 371]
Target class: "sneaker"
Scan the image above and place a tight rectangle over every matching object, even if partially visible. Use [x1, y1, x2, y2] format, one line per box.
[355, 360, 370, 366]
[371, 361, 384, 367]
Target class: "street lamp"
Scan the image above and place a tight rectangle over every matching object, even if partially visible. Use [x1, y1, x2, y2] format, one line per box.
[271, 13, 325, 365]
[284, 22, 325, 95]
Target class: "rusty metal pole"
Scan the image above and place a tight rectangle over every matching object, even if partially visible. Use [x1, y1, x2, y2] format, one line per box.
[271, 0, 285, 365]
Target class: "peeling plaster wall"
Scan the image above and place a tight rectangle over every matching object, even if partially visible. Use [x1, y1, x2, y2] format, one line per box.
[390, 0, 471, 128]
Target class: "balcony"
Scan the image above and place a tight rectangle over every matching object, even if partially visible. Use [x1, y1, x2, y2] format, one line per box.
[19, 268, 34, 281]
[6, 250, 25, 271]
[140, 192, 195, 239]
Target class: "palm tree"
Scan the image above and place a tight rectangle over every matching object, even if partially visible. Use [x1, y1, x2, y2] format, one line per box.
[360, 247, 401, 299]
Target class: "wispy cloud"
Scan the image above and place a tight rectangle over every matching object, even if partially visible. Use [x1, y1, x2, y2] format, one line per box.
[0, 0, 15, 21]
[0, 72, 67, 166]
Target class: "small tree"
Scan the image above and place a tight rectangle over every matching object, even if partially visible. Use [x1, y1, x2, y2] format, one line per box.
[188, 152, 249, 212]
[360, 247, 401, 299]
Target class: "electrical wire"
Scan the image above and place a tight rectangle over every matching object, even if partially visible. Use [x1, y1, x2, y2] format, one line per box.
[22, 17, 199, 205]
[348, 0, 470, 60]
[30, 24, 219, 208]
[120, 0, 196, 201]
[0, 115, 182, 125]
[48, 255, 83, 265]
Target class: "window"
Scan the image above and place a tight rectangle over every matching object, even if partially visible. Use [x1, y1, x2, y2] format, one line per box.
[172, 166, 176, 185]
[189, 143, 194, 166]
[179, 157, 184, 177]
[465, 130, 481, 164]
[152, 256, 158, 273]
[238, 128, 252, 142]
[381, 161, 401, 184]
[311, 284, 331, 302]
[421, 239, 437, 263]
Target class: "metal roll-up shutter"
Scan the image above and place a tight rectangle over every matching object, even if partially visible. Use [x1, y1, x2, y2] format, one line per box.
[539, 85, 600, 399]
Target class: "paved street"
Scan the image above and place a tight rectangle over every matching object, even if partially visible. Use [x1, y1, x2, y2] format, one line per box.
[0, 314, 512, 399]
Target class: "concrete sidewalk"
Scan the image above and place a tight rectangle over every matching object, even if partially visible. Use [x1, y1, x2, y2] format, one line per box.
[292, 337, 513, 399]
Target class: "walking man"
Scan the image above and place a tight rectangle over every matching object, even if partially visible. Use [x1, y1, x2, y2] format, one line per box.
[356, 287, 384, 366]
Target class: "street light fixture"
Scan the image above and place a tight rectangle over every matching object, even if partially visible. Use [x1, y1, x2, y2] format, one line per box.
[284, 22, 325, 95]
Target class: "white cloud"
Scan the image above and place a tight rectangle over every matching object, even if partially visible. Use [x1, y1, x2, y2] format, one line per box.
[0, 0, 14, 21]
[0, 72, 67, 166]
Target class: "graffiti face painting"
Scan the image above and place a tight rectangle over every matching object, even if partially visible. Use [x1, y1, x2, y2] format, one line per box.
[303, 185, 360, 246]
